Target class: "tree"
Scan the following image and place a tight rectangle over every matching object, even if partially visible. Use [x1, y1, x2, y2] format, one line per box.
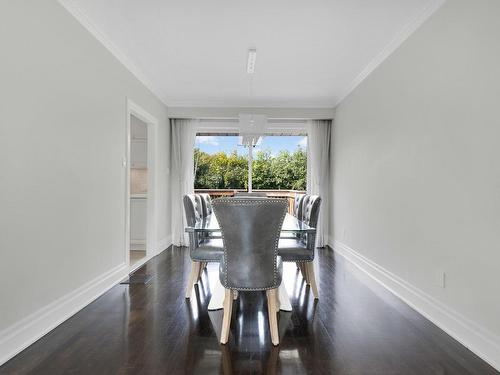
[223, 151, 247, 189]
[289, 148, 307, 190]
[193, 146, 306, 190]
[271, 150, 293, 189]
[252, 150, 274, 189]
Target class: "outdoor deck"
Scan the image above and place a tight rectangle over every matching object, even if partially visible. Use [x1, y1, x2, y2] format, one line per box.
[194, 189, 305, 213]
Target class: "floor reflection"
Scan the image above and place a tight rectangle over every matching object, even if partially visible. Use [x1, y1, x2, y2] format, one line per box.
[3, 248, 493, 374]
[181, 262, 317, 374]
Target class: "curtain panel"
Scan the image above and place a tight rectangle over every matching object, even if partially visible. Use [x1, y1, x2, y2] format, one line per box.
[307, 119, 332, 248]
[170, 118, 197, 246]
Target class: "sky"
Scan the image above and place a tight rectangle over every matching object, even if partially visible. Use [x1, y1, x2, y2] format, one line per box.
[195, 135, 307, 155]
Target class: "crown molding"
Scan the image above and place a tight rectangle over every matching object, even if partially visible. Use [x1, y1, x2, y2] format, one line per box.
[168, 107, 335, 120]
[58, 0, 170, 107]
[334, 0, 446, 108]
[165, 99, 337, 108]
[59, 0, 445, 111]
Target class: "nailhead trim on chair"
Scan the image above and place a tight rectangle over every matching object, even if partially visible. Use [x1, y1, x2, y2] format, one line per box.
[213, 198, 287, 291]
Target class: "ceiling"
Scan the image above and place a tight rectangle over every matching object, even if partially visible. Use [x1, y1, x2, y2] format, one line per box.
[64, 0, 442, 108]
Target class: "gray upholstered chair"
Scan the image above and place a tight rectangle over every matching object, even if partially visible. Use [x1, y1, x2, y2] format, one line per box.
[278, 195, 322, 299]
[233, 191, 267, 197]
[298, 194, 312, 221]
[199, 193, 213, 217]
[183, 194, 224, 299]
[193, 194, 204, 218]
[293, 194, 305, 218]
[198, 193, 220, 238]
[213, 197, 287, 345]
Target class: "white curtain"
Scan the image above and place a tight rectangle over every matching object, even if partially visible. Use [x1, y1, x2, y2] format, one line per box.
[307, 119, 332, 248]
[170, 118, 197, 246]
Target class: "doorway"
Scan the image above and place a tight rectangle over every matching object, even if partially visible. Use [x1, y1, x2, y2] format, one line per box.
[129, 115, 147, 266]
[126, 100, 158, 270]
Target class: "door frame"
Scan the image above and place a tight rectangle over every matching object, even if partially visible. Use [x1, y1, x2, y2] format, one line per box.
[125, 99, 158, 270]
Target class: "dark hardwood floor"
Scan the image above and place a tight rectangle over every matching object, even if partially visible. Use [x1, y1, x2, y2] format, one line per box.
[1, 247, 497, 375]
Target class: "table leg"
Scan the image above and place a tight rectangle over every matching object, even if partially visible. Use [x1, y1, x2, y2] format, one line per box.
[208, 280, 226, 310]
[278, 283, 292, 311]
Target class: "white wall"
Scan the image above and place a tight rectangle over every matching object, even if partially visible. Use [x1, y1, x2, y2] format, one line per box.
[331, 0, 500, 368]
[0, 0, 170, 362]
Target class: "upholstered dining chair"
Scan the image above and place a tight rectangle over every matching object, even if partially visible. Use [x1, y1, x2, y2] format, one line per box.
[213, 197, 287, 345]
[193, 194, 204, 218]
[233, 192, 267, 197]
[278, 195, 322, 299]
[199, 193, 213, 217]
[183, 194, 224, 299]
[197, 193, 220, 238]
[293, 194, 305, 218]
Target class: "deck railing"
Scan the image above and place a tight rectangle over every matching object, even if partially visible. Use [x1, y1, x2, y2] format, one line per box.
[194, 189, 305, 214]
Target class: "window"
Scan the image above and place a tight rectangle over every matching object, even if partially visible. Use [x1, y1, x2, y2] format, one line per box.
[194, 134, 307, 191]
[194, 136, 247, 189]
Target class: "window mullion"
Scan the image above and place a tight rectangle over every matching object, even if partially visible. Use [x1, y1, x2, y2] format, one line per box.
[248, 144, 253, 192]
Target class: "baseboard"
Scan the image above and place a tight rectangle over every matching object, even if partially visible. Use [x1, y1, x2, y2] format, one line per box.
[130, 239, 146, 245]
[130, 239, 146, 250]
[0, 262, 128, 366]
[330, 239, 500, 371]
[129, 238, 172, 273]
[0, 236, 173, 366]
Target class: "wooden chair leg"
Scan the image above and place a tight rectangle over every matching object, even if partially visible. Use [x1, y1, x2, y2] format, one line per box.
[185, 261, 201, 299]
[197, 262, 205, 280]
[220, 288, 234, 344]
[305, 262, 319, 299]
[266, 288, 280, 346]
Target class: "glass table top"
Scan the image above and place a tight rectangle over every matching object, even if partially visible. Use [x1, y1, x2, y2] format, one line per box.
[185, 213, 315, 234]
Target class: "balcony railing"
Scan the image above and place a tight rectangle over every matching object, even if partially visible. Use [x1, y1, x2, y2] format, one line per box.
[194, 189, 306, 214]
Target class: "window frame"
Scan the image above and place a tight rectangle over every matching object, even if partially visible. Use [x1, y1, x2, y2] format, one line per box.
[194, 129, 308, 192]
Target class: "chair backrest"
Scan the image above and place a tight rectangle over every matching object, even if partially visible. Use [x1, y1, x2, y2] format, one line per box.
[293, 194, 305, 218]
[183, 194, 202, 255]
[183, 194, 201, 226]
[302, 195, 321, 229]
[234, 192, 267, 197]
[301, 195, 321, 248]
[193, 194, 204, 219]
[199, 193, 213, 216]
[213, 198, 287, 290]
[299, 195, 310, 221]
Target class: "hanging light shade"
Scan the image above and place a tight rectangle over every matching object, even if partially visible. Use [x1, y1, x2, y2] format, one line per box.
[238, 113, 267, 146]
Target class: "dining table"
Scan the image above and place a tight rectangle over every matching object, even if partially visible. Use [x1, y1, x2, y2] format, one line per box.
[185, 212, 316, 311]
